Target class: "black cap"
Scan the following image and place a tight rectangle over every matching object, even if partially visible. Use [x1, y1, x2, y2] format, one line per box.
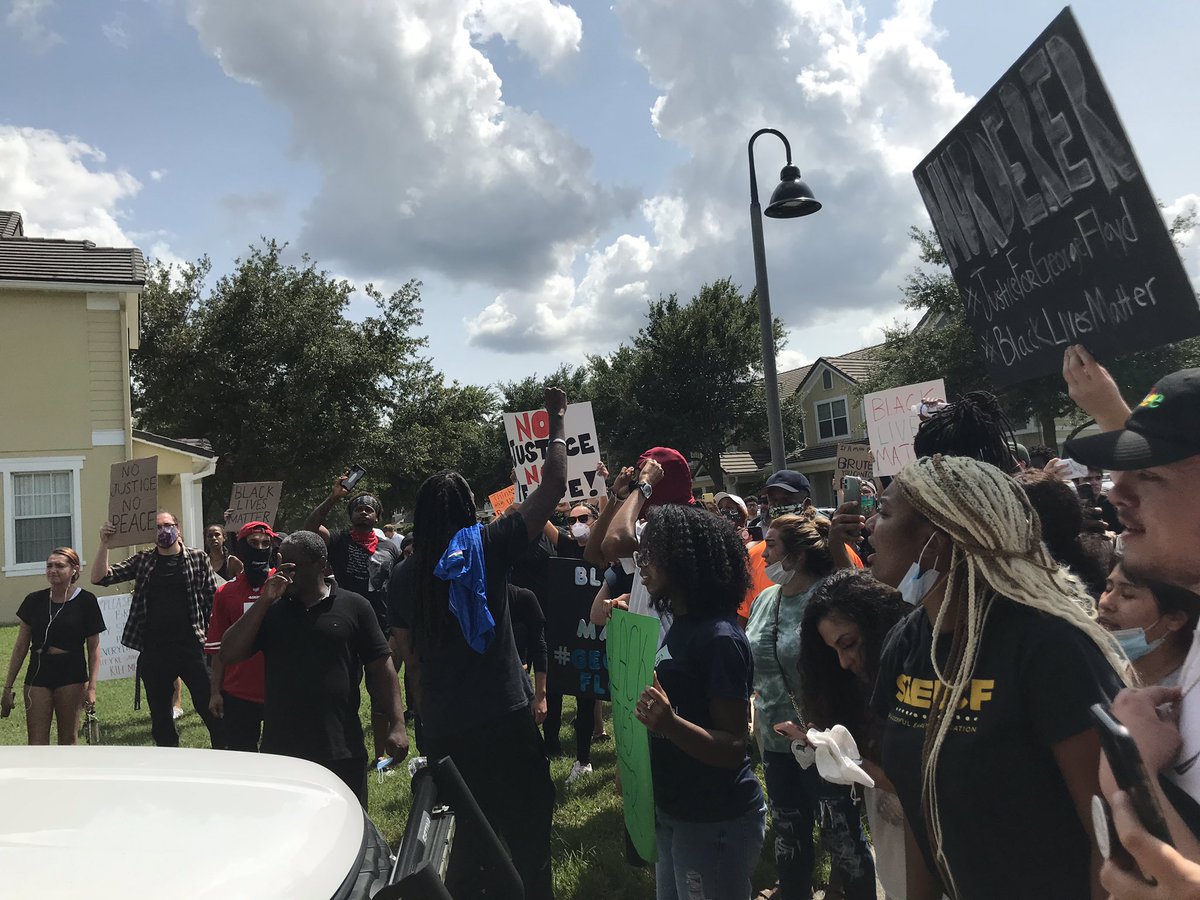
[764, 469, 812, 494]
[1065, 368, 1200, 471]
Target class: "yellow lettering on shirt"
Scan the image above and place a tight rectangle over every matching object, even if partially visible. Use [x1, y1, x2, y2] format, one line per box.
[895, 676, 996, 711]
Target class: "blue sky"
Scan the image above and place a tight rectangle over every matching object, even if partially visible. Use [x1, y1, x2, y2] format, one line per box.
[3, 0, 1197, 387]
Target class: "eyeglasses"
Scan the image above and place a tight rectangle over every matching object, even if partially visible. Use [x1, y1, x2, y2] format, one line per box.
[568, 514, 592, 524]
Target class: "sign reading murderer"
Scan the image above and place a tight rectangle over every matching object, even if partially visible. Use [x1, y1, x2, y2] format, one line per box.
[503, 401, 603, 503]
[96, 593, 137, 681]
[487, 485, 516, 517]
[865, 380, 947, 477]
[227, 482, 283, 529]
[608, 608, 659, 864]
[913, 8, 1200, 387]
[107, 457, 158, 548]
[836, 444, 873, 479]
[544, 558, 609, 699]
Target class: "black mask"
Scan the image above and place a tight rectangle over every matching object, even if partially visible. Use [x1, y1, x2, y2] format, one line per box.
[243, 545, 273, 587]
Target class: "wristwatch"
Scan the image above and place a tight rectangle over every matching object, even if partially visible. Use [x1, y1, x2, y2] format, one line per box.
[635, 481, 653, 501]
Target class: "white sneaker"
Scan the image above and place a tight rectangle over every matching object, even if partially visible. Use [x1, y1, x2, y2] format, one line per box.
[172, 707, 184, 720]
[566, 761, 592, 784]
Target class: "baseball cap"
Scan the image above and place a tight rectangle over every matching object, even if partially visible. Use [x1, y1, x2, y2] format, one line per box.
[637, 447, 695, 507]
[713, 492, 748, 516]
[236, 521, 277, 541]
[764, 470, 812, 495]
[1065, 368, 1200, 471]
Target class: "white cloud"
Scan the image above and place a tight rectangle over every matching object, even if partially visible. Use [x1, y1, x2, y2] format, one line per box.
[102, 16, 131, 48]
[463, 0, 974, 357]
[0, 125, 141, 246]
[6, 0, 61, 50]
[149, 168, 168, 182]
[185, 0, 624, 290]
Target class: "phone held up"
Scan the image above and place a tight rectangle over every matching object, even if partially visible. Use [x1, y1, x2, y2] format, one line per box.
[841, 476, 861, 505]
[342, 464, 367, 492]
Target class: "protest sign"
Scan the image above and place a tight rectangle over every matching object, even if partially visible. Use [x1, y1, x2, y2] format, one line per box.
[865, 379, 947, 477]
[835, 443, 873, 479]
[488, 485, 516, 517]
[503, 401, 603, 503]
[544, 559, 609, 699]
[96, 593, 138, 681]
[107, 457, 158, 548]
[913, 8, 1200, 387]
[226, 482, 283, 529]
[608, 608, 659, 863]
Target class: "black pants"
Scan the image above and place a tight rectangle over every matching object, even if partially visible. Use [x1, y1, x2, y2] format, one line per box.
[221, 692, 263, 752]
[425, 707, 556, 900]
[543, 693, 596, 764]
[323, 757, 369, 809]
[140, 640, 223, 749]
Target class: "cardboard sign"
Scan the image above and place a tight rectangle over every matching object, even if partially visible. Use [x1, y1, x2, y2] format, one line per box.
[608, 608, 659, 864]
[96, 593, 138, 681]
[227, 482, 283, 529]
[835, 444, 874, 479]
[488, 485, 516, 517]
[107, 457, 158, 548]
[503, 401, 603, 503]
[544, 558, 609, 699]
[913, 8, 1200, 387]
[864, 380, 947, 477]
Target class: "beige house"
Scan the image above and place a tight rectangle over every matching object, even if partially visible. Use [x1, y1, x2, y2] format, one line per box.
[0, 211, 216, 623]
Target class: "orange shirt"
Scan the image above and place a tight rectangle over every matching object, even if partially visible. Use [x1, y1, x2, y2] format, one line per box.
[737, 540, 863, 621]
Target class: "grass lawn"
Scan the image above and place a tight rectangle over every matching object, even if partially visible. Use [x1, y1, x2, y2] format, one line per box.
[0, 625, 782, 898]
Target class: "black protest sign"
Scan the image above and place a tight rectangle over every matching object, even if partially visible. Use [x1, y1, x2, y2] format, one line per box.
[227, 482, 283, 529]
[108, 457, 158, 548]
[544, 558, 609, 699]
[913, 7, 1200, 387]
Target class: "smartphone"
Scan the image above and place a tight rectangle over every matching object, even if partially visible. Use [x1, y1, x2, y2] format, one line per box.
[842, 476, 862, 504]
[1089, 703, 1174, 849]
[342, 464, 367, 491]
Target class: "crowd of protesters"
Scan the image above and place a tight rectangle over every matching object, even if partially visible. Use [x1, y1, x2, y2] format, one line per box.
[5, 345, 1200, 900]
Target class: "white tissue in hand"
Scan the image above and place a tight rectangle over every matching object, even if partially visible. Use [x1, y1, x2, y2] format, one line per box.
[790, 739, 817, 768]
[799, 725, 875, 788]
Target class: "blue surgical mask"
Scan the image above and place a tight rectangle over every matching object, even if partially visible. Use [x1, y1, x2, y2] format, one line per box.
[1112, 620, 1165, 661]
[899, 534, 941, 606]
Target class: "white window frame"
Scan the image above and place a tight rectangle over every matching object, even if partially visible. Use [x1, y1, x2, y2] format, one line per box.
[821, 368, 833, 390]
[815, 395, 850, 442]
[1, 457, 85, 576]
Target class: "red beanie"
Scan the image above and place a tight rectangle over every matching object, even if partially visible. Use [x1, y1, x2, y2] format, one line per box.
[637, 447, 695, 507]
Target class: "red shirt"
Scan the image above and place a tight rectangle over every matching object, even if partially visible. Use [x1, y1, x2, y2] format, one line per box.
[205, 573, 268, 704]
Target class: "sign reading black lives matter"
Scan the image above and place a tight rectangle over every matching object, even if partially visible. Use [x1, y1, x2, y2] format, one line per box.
[544, 558, 609, 700]
[913, 7, 1200, 387]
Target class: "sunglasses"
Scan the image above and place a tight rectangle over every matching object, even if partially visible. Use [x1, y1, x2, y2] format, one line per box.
[568, 514, 592, 524]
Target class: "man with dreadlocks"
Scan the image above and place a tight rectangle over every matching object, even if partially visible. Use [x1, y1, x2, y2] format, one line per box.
[389, 387, 568, 900]
[866, 455, 1126, 900]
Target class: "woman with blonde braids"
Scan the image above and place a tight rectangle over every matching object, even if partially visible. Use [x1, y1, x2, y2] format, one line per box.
[867, 455, 1127, 900]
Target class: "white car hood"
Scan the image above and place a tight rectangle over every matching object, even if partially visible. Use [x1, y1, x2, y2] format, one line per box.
[0, 746, 367, 899]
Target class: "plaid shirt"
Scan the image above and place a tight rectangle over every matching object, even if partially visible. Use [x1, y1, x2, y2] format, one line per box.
[97, 546, 216, 653]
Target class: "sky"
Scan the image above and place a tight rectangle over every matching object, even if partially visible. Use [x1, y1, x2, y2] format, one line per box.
[3, 0, 1197, 386]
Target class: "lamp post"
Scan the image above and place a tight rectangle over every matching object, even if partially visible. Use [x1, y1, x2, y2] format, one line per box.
[748, 128, 821, 473]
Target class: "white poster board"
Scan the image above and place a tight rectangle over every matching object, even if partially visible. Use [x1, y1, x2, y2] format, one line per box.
[864, 379, 948, 477]
[96, 593, 138, 681]
[504, 401, 603, 503]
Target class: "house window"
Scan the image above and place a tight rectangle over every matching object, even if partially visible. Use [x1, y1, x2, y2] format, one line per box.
[816, 397, 849, 441]
[2, 457, 85, 576]
[822, 369, 833, 390]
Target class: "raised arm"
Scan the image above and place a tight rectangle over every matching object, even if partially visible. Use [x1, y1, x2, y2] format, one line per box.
[601, 459, 663, 561]
[89, 522, 116, 585]
[585, 465, 634, 567]
[302, 474, 352, 543]
[516, 388, 570, 543]
[1063, 345, 1132, 432]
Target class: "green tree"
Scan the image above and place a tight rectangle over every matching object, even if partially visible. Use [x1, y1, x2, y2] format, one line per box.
[133, 240, 431, 529]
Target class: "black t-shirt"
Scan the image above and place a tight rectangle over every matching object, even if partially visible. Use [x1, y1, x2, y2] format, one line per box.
[871, 600, 1122, 900]
[510, 533, 554, 609]
[652, 613, 763, 822]
[146, 552, 192, 643]
[253, 583, 391, 763]
[387, 512, 534, 739]
[17, 588, 106, 657]
[553, 530, 586, 560]
[328, 530, 398, 625]
[508, 584, 547, 672]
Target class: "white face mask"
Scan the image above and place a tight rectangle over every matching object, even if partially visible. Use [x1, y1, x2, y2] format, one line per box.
[899, 533, 941, 606]
[570, 522, 591, 541]
[765, 560, 794, 585]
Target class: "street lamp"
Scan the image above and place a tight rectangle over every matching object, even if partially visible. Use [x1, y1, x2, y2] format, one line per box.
[748, 127, 821, 473]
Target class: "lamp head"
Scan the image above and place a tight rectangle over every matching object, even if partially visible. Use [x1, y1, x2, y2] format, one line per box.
[765, 164, 821, 218]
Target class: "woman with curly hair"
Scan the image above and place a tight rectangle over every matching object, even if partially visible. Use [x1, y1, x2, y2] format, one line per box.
[798, 569, 912, 900]
[746, 513, 876, 900]
[867, 454, 1126, 900]
[1013, 468, 1113, 599]
[633, 503, 766, 900]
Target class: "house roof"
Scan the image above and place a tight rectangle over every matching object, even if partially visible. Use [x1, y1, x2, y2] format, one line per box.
[0, 211, 146, 287]
[777, 343, 884, 398]
[132, 430, 217, 459]
[718, 449, 773, 476]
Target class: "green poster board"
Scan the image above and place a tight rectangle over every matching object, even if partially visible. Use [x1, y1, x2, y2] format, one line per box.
[607, 608, 660, 863]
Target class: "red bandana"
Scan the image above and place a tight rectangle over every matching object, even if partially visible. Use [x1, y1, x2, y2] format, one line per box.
[350, 529, 379, 555]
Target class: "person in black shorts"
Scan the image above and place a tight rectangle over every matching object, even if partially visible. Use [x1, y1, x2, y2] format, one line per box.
[2, 547, 105, 744]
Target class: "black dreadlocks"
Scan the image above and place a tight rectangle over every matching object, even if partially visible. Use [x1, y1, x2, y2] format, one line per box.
[912, 390, 1020, 474]
[410, 470, 477, 651]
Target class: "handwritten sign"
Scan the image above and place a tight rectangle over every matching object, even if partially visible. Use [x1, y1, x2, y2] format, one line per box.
[96, 593, 138, 681]
[227, 482, 283, 529]
[836, 444, 874, 479]
[107, 457, 158, 548]
[503, 401, 603, 503]
[545, 559, 609, 699]
[914, 8, 1200, 386]
[864, 379, 947, 477]
[488, 485, 516, 517]
[608, 608, 659, 863]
